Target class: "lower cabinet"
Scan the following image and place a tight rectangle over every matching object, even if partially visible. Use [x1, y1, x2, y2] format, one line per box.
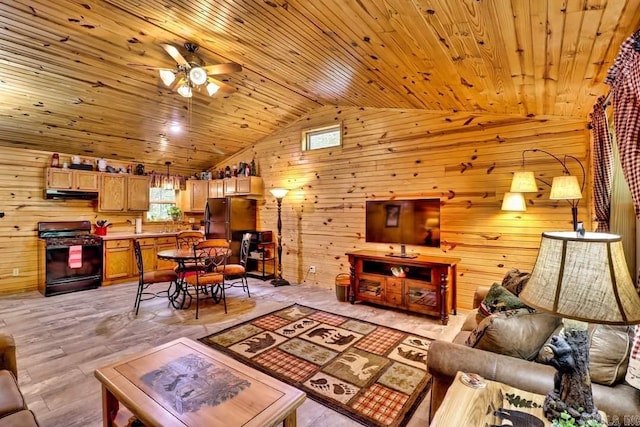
[104, 240, 133, 282]
[103, 235, 177, 285]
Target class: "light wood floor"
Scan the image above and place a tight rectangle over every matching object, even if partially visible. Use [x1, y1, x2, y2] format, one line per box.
[0, 278, 465, 427]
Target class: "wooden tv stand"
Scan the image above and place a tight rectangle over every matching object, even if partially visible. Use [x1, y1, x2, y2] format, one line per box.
[346, 250, 460, 325]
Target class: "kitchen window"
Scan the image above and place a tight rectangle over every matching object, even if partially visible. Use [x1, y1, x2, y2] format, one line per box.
[146, 188, 178, 221]
[302, 123, 342, 151]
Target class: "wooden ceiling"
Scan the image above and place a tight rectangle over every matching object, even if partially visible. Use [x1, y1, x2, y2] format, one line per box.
[0, 1, 638, 173]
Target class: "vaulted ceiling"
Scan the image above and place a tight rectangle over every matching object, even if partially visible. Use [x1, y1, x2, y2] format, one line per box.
[1, 1, 638, 173]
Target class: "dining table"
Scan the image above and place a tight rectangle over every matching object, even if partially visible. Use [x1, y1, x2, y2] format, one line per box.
[157, 247, 231, 311]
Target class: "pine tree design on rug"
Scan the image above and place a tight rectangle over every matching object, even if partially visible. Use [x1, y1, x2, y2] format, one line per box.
[199, 304, 433, 427]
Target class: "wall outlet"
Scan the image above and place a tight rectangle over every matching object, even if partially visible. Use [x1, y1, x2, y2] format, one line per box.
[309, 266, 316, 273]
[12, 268, 19, 276]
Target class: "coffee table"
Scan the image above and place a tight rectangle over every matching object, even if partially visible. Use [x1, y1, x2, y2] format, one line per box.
[94, 337, 306, 427]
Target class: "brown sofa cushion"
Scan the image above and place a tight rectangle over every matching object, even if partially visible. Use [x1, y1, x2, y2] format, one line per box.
[0, 410, 39, 427]
[0, 370, 27, 418]
[537, 324, 633, 386]
[465, 308, 562, 360]
[501, 268, 530, 296]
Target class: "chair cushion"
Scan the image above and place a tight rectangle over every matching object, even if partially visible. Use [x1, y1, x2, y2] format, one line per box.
[185, 272, 224, 286]
[143, 270, 178, 283]
[0, 410, 39, 427]
[216, 264, 245, 276]
[0, 370, 27, 418]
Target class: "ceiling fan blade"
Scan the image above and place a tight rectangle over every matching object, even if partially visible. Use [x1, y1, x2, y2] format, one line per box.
[160, 43, 189, 68]
[207, 77, 237, 94]
[201, 63, 243, 75]
[128, 64, 168, 70]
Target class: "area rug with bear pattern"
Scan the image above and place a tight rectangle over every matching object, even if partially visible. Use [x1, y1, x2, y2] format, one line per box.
[199, 304, 433, 427]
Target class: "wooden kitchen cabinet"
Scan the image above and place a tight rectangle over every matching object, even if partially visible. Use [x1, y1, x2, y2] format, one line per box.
[134, 238, 156, 273]
[346, 250, 460, 325]
[156, 236, 178, 270]
[46, 168, 99, 191]
[99, 174, 149, 212]
[127, 175, 150, 211]
[183, 180, 208, 212]
[103, 235, 178, 285]
[223, 176, 263, 196]
[208, 180, 224, 198]
[104, 239, 132, 283]
[99, 174, 127, 211]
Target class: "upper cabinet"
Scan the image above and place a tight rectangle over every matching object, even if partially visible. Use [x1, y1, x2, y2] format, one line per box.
[224, 177, 263, 196]
[99, 174, 150, 212]
[46, 168, 99, 191]
[99, 174, 127, 211]
[182, 177, 263, 213]
[127, 175, 151, 211]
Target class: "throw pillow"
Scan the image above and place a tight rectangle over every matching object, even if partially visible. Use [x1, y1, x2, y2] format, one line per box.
[501, 268, 531, 296]
[538, 324, 634, 386]
[626, 325, 640, 389]
[465, 308, 562, 360]
[477, 283, 532, 319]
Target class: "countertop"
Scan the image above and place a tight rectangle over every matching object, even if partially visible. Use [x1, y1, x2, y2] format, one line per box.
[99, 231, 179, 241]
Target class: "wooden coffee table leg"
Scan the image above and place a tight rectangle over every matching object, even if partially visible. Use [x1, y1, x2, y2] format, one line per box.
[282, 409, 298, 427]
[101, 385, 119, 427]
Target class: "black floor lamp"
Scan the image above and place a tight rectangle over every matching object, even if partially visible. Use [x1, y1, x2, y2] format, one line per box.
[270, 188, 290, 287]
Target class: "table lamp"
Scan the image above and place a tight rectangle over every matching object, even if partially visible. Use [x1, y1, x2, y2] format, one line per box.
[519, 231, 640, 423]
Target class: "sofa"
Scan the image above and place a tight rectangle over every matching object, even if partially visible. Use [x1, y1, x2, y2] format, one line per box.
[427, 283, 640, 425]
[0, 334, 39, 427]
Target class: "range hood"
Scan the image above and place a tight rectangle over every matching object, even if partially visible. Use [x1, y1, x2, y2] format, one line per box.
[44, 189, 99, 200]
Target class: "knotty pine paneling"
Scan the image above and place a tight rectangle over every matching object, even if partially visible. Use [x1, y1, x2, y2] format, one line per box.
[0, 147, 189, 295]
[219, 106, 591, 310]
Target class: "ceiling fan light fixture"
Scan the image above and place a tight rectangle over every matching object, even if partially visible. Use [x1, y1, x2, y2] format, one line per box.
[177, 84, 192, 98]
[189, 67, 208, 85]
[206, 82, 220, 96]
[159, 69, 176, 86]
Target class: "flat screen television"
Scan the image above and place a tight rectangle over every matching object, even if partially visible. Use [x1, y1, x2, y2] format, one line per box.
[365, 198, 441, 257]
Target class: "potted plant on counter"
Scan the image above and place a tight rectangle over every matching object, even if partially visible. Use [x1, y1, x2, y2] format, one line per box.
[168, 206, 182, 222]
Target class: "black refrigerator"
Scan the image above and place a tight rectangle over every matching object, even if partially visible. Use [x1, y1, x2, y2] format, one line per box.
[204, 197, 257, 262]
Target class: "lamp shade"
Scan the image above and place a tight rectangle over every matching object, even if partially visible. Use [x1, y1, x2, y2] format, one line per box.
[549, 175, 582, 200]
[519, 231, 640, 325]
[206, 82, 220, 96]
[159, 69, 176, 86]
[188, 66, 208, 85]
[177, 84, 192, 98]
[270, 188, 289, 199]
[501, 192, 527, 211]
[510, 171, 538, 192]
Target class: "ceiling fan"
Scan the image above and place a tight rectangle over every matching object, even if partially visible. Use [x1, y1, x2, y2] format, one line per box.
[150, 43, 242, 98]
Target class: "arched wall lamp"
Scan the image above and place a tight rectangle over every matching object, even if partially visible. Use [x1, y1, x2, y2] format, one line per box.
[503, 149, 586, 231]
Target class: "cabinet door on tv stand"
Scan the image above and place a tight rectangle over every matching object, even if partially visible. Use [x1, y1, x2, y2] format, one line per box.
[405, 279, 439, 313]
[355, 273, 385, 304]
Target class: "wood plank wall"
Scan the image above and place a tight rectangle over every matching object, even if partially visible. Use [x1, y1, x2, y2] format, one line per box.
[0, 148, 196, 295]
[220, 106, 591, 309]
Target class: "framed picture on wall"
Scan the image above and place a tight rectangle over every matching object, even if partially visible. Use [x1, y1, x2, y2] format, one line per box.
[385, 205, 400, 227]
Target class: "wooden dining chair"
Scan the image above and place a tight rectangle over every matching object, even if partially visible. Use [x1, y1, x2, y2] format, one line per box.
[174, 231, 205, 274]
[133, 240, 179, 315]
[183, 240, 228, 319]
[217, 232, 252, 297]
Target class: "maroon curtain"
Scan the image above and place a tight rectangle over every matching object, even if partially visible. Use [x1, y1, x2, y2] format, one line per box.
[590, 96, 612, 231]
[605, 29, 640, 218]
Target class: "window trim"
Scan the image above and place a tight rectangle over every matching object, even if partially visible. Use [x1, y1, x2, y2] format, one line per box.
[301, 122, 342, 151]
